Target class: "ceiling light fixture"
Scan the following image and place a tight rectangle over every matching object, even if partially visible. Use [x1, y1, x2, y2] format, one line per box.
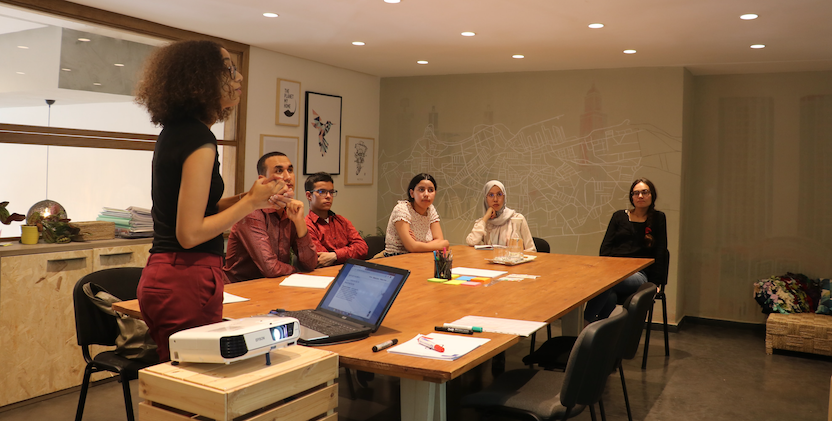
[750, 44, 765, 49]
[352, 41, 365, 46]
[16, 72, 25, 75]
[93, 82, 102, 86]
[623, 49, 637, 54]
[461, 31, 475, 37]
[263, 12, 278, 18]
[512, 54, 524, 59]
[417, 60, 428, 65]
[17, 45, 29, 49]
[114, 63, 125, 67]
[384, 0, 401, 3]
[588, 23, 604, 29]
[78, 38, 90, 42]
[740, 14, 758, 20]
[61, 68, 71, 72]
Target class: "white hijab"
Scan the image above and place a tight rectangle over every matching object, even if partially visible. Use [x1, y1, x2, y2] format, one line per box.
[482, 180, 516, 229]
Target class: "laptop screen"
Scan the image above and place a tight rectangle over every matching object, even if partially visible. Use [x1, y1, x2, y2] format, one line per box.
[318, 260, 409, 327]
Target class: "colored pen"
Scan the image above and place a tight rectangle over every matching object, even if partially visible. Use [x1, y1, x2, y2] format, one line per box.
[435, 326, 473, 335]
[443, 323, 483, 333]
[372, 338, 398, 352]
[418, 336, 445, 353]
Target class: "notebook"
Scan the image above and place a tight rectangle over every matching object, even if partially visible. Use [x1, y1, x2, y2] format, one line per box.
[274, 259, 410, 345]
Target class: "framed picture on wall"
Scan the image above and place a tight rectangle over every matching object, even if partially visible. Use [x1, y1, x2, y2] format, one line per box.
[260, 134, 299, 170]
[344, 136, 374, 185]
[303, 91, 342, 175]
[275, 79, 301, 126]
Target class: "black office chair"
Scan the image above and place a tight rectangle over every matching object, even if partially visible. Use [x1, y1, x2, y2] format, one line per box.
[532, 236, 551, 253]
[363, 235, 385, 260]
[642, 249, 670, 369]
[523, 284, 656, 421]
[464, 307, 627, 421]
[73, 267, 158, 421]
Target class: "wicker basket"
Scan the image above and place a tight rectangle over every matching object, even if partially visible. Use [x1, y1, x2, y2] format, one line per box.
[765, 313, 832, 356]
[70, 221, 115, 241]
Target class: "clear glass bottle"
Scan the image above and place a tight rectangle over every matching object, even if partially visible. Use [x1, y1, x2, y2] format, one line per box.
[508, 217, 524, 262]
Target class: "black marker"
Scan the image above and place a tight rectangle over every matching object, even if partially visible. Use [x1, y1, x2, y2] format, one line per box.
[435, 326, 474, 335]
[372, 338, 398, 352]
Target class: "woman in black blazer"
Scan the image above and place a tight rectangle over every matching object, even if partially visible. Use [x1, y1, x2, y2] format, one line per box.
[584, 178, 668, 322]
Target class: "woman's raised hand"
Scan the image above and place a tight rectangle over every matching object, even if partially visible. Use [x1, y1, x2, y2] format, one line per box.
[482, 207, 496, 222]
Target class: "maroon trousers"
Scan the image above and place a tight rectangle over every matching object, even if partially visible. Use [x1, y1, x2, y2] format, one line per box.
[137, 252, 224, 362]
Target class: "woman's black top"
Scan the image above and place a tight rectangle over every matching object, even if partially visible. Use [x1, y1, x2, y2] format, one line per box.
[149, 117, 224, 255]
[599, 209, 668, 284]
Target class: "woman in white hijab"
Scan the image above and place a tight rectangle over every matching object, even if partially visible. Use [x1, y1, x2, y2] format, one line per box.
[466, 180, 536, 251]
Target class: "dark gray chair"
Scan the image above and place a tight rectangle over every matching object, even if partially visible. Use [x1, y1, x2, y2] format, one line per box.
[73, 267, 158, 421]
[363, 235, 385, 260]
[642, 250, 670, 369]
[462, 307, 628, 421]
[523, 283, 657, 421]
[533, 237, 551, 253]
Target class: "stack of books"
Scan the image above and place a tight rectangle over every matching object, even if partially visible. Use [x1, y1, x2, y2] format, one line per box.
[97, 206, 153, 238]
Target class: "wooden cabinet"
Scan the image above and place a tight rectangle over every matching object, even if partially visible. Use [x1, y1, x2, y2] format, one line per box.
[0, 239, 151, 407]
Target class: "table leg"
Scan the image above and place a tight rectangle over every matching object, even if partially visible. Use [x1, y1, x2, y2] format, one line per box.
[561, 305, 584, 337]
[400, 378, 446, 421]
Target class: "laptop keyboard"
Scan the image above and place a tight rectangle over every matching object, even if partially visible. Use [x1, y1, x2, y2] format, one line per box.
[280, 310, 363, 335]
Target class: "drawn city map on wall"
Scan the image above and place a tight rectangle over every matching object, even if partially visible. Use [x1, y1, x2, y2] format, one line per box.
[377, 117, 681, 254]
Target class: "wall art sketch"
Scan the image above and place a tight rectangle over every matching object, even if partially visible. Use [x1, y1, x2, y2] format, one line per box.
[345, 136, 374, 185]
[275, 79, 301, 126]
[304, 91, 342, 174]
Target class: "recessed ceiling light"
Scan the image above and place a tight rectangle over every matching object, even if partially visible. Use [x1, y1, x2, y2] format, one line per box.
[461, 31, 475, 37]
[78, 38, 90, 42]
[17, 45, 29, 49]
[384, 0, 400, 3]
[588, 23, 604, 29]
[61, 68, 71, 72]
[16, 72, 25, 75]
[623, 49, 637, 54]
[750, 44, 765, 49]
[263, 12, 278, 18]
[114, 63, 125, 67]
[740, 14, 758, 20]
[93, 82, 102, 86]
[417, 60, 428, 65]
[352, 41, 365, 46]
[512, 54, 524, 59]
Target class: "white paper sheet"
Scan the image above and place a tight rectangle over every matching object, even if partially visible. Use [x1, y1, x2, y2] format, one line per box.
[387, 333, 491, 361]
[450, 267, 508, 278]
[279, 274, 335, 289]
[222, 292, 249, 304]
[448, 316, 547, 337]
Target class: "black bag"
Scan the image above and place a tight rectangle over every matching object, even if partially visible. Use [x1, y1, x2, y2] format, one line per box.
[82, 282, 157, 361]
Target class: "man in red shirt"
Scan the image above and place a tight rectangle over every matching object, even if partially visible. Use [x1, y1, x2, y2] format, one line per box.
[223, 152, 317, 282]
[304, 172, 368, 267]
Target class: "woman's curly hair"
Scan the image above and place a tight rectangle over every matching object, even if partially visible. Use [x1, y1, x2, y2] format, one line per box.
[135, 40, 234, 126]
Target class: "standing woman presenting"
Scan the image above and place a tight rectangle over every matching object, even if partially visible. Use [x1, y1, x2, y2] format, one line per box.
[465, 180, 536, 251]
[584, 178, 668, 322]
[134, 40, 285, 361]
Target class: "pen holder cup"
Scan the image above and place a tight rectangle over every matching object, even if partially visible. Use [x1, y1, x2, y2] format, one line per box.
[434, 256, 453, 280]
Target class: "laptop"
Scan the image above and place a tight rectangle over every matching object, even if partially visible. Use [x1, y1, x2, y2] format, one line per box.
[273, 259, 410, 345]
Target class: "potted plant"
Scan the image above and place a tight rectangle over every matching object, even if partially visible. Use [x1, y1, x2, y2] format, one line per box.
[1, 201, 26, 237]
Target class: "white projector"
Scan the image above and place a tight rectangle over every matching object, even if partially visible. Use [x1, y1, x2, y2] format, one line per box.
[169, 316, 300, 364]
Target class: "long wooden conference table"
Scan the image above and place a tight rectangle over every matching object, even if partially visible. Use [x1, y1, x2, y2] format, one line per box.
[114, 245, 652, 421]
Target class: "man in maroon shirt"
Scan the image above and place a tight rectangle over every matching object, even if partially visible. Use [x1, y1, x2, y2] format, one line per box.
[304, 172, 368, 267]
[223, 152, 317, 282]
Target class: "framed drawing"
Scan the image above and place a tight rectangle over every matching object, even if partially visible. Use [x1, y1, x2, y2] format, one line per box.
[303, 91, 342, 174]
[345, 136, 374, 185]
[260, 134, 299, 170]
[275, 79, 301, 126]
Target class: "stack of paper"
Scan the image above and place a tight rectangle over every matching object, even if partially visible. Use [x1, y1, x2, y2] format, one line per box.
[387, 333, 491, 361]
[98, 206, 154, 238]
[448, 316, 547, 337]
[279, 274, 334, 288]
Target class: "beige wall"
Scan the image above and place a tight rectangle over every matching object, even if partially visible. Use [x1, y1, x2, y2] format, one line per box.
[378, 68, 684, 323]
[245, 47, 381, 236]
[683, 71, 832, 323]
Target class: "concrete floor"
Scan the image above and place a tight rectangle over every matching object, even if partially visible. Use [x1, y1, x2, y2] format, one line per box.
[1, 320, 829, 421]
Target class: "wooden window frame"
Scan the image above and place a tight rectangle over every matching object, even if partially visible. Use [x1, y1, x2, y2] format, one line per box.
[0, 0, 249, 193]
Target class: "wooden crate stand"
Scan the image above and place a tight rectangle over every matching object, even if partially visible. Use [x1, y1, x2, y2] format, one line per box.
[138, 345, 338, 421]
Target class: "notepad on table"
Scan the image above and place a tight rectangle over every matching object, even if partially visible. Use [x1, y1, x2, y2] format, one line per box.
[451, 267, 507, 279]
[222, 292, 249, 304]
[279, 274, 335, 289]
[387, 333, 491, 361]
[448, 315, 547, 337]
